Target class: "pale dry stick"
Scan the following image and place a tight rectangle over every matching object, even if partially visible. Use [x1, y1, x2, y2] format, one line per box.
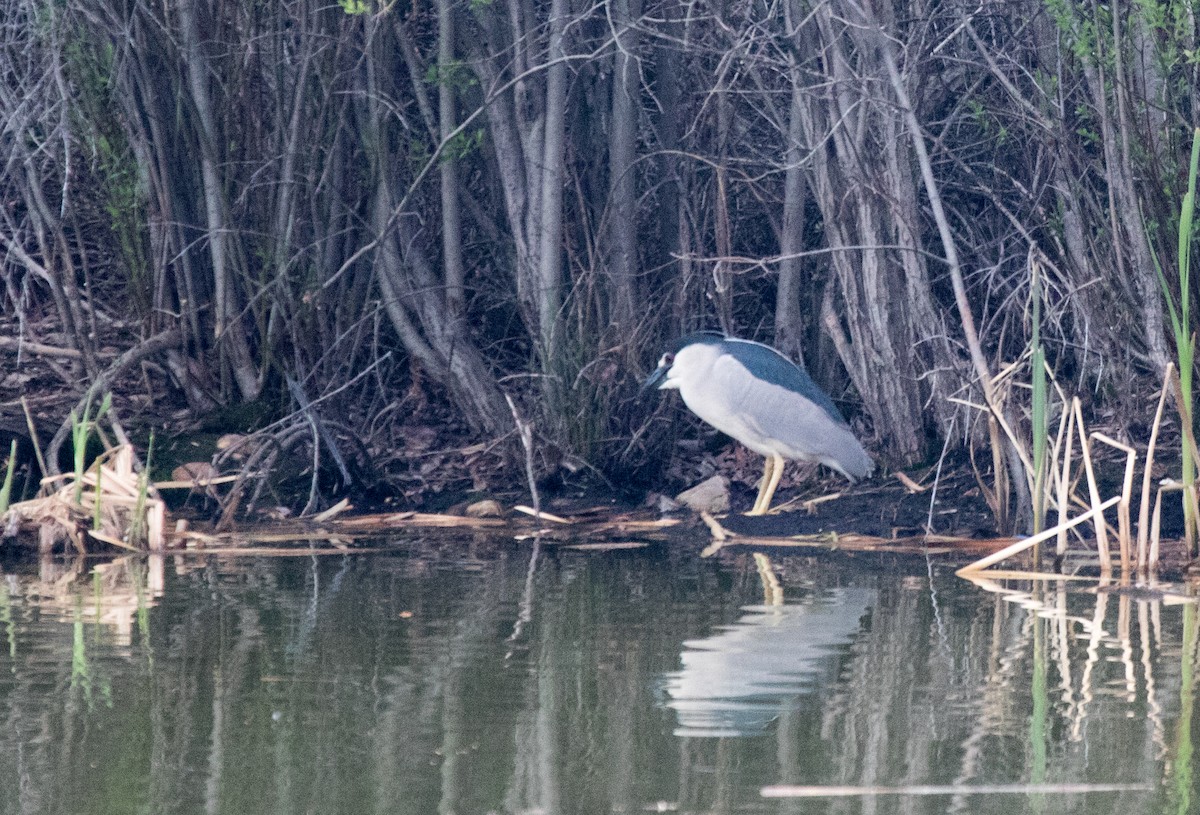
[512, 505, 572, 524]
[0, 336, 86, 359]
[1090, 432, 1137, 573]
[760, 783, 1151, 798]
[1056, 404, 1077, 558]
[504, 393, 541, 518]
[956, 495, 1121, 575]
[312, 498, 351, 524]
[988, 415, 1010, 533]
[155, 474, 240, 489]
[1148, 479, 1200, 568]
[1072, 399, 1111, 573]
[1034, 363, 1085, 552]
[1044, 378, 1071, 482]
[1150, 488, 1164, 568]
[86, 529, 142, 552]
[146, 497, 164, 551]
[1137, 365, 1174, 571]
[923, 424, 955, 534]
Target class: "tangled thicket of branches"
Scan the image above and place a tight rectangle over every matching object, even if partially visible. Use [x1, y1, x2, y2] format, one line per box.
[1, 0, 1196, 502]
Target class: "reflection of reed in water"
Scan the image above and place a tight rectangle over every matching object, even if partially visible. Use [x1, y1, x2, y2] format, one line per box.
[943, 575, 1199, 812]
[660, 588, 875, 737]
[6, 554, 164, 646]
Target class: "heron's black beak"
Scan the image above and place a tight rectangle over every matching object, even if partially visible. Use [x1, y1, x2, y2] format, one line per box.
[640, 364, 669, 394]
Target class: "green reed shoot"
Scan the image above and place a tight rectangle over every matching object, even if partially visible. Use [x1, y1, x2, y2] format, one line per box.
[0, 440, 16, 515]
[1030, 258, 1048, 535]
[71, 392, 111, 505]
[1158, 127, 1200, 548]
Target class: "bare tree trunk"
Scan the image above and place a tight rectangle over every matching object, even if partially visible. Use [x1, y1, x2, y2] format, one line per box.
[606, 0, 639, 331]
[712, 88, 734, 335]
[179, 0, 260, 401]
[471, 4, 541, 342]
[438, 0, 466, 320]
[651, 25, 682, 314]
[362, 16, 509, 437]
[775, 54, 808, 364]
[1079, 2, 1169, 372]
[535, 0, 569, 363]
[791, 0, 953, 462]
[372, 178, 509, 436]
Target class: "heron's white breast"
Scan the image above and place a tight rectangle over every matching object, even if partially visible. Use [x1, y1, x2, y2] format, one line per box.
[670, 345, 781, 456]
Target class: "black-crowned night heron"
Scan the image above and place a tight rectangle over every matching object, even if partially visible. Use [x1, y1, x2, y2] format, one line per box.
[643, 331, 874, 515]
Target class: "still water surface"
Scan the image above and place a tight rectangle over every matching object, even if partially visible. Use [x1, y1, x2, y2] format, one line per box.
[0, 536, 1196, 815]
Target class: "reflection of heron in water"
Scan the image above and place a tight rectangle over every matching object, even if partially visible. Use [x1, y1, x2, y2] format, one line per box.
[660, 587, 875, 737]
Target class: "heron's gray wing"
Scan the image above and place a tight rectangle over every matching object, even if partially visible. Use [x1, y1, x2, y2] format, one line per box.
[712, 355, 842, 453]
[714, 353, 873, 477]
[720, 339, 848, 425]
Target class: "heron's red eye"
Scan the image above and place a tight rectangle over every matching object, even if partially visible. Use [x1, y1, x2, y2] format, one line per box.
[662, 353, 675, 366]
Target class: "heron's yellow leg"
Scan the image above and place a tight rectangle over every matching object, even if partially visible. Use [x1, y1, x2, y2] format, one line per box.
[748, 453, 786, 515]
[748, 455, 774, 515]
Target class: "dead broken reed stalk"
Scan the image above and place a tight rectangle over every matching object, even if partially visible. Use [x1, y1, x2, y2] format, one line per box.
[2, 444, 166, 552]
[957, 364, 1195, 579]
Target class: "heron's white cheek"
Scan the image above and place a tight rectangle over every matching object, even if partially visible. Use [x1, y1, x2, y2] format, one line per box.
[659, 375, 682, 391]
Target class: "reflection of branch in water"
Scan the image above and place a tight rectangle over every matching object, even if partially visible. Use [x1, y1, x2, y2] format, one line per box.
[506, 541, 541, 652]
